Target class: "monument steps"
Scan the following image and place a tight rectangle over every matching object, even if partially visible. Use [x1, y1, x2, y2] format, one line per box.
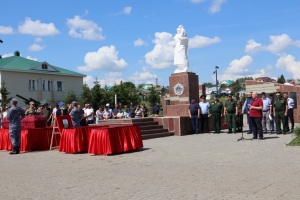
[97, 118, 174, 140]
[142, 132, 174, 140]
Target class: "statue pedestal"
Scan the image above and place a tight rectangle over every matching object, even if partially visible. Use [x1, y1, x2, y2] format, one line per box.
[163, 72, 199, 116]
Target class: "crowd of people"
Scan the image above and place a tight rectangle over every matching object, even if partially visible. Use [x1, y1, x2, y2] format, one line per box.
[188, 91, 294, 140]
[0, 101, 161, 129]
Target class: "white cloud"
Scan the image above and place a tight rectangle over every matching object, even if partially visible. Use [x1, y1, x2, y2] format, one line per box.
[2, 53, 13, 58]
[190, 0, 205, 3]
[245, 34, 300, 55]
[0, 26, 13, 34]
[83, 74, 125, 88]
[276, 54, 300, 79]
[123, 7, 132, 14]
[26, 56, 38, 61]
[28, 43, 45, 51]
[145, 32, 174, 69]
[18, 18, 59, 36]
[34, 37, 42, 43]
[265, 34, 293, 54]
[209, 0, 226, 14]
[83, 75, 95, 88]
[134, 38, 147, 46]
[128, 71, 158, 85]
[218, 55, 257, 81]
[245, 39, 263, 54]
[189, 35, 221, 48]
[78, 45, 128, 72]
[66, 16, 104, 40]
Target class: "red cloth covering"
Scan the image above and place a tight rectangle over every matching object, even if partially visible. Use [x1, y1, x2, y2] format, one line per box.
[55, 115, 73, 133]
[0, 128, 60, 151]
[88, 125, 143, 155]
[2, 115, 47, 129]
[58, 125, 108, 153]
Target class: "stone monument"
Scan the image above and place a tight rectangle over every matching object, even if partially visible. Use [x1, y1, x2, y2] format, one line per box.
[173, 25, 189, 73]
[154, 25, 200, 136]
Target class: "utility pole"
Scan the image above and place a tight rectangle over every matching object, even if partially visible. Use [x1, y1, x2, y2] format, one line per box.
[213, 66, 219, 94]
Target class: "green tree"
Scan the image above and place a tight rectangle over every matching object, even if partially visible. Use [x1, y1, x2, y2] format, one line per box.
[277, 74, 286, 84]
[147, 86, 160, 108]
[0, 81, 12, 109]
[64, 89, 77, 104]
[90, 77, 105, 110]
[79, 83, 92, 107]
[110, 81, 140, 106]
[203, 82, 213, 87]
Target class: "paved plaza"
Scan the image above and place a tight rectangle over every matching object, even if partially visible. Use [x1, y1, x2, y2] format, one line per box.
[1, 128, 300, 200]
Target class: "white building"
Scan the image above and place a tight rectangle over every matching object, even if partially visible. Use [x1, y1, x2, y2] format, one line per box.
[0, 51, 85, 107]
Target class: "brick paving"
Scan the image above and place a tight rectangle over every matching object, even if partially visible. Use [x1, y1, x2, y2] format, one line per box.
[0, 126, 300, 199]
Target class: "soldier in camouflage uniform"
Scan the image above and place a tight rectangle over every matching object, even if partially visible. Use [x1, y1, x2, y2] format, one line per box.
[273, 92, 288, 134]
[224, 94, 238, 133]
[25, 101, 36, 116]
[235, 93, 243, 132]
[209, 95, 223, 133]
[6, 98, 25, 155]
[70, 101, 82, 127]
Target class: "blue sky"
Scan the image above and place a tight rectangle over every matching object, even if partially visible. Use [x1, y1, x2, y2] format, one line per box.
[1, 0, 300, 88]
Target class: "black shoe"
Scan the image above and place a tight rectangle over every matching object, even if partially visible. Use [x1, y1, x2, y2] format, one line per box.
[227, 132, 232, 134]
[233, 131, 237, 134]
[247, 132, 252, 134]
[283, 132, 287, 135]
[15, 148, 20, 154]
[9, 148, 18, 155]
[277, 132, 282, 135]
[252, 137, 257, 139]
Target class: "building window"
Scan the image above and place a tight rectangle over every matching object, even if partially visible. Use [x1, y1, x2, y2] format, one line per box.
[57, 81, 62, 91]
[48, 81, 51, 91]
[29, 80, 35, 90]
[42, 80, 45, 91]
[42, 64, 48, 69]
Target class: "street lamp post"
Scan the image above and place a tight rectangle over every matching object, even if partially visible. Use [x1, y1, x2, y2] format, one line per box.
[213, 66, 219, 94]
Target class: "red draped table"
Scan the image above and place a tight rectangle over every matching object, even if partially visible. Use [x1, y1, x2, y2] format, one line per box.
[88, 125, 143, 155]
[0, 128, 60, 152]
[58, 125, 108, 153]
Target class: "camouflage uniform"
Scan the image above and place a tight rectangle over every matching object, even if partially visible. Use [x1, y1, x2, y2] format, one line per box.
[25, 108, 36, 116]
[70, 108, 82, 127]
[6, 106, 25, 149]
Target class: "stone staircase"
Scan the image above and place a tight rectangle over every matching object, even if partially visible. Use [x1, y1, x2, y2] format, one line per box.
[97, 118, 174, 140]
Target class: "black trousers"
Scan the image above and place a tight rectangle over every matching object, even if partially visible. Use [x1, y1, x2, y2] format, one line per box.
[250, 117, 263, 139]
[200, 114, 209, 132]
[286, 108, 294, 129]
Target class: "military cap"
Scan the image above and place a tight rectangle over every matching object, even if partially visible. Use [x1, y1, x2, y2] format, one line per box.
[236, 93, 240, 95]
[11, 98, 18, 103]
[261, 92, 266, 95]
[200, 95, 206, 99]
[71, 101, 77, 105]
[275, 92, 281, 95]
[191, 97, 196, 100]
[29, 101, 35, 105]
[228, 94, 232, 97]
[55, 103, 59, 106]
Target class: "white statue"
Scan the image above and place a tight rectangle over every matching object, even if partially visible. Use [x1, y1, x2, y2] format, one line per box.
[174, 25, 189, 73]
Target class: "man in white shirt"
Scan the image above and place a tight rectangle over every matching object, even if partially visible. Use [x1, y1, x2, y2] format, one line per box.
[84, 103, 94, 125]
[284, 92, 294, 132]
[261, 92, 272, 134]
[199, 95, 210, 133]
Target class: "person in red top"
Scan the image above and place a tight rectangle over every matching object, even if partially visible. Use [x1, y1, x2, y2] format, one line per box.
[249, 92, 263, 139]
